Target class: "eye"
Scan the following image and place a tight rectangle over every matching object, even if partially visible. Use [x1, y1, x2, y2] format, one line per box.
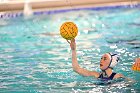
[104, 57, 107, 60]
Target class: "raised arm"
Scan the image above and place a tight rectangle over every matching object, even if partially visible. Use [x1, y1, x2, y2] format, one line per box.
[67, 39, 99, 78]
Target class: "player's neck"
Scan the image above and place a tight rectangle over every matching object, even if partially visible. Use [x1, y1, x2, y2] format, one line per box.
[105, 68, 113, 77]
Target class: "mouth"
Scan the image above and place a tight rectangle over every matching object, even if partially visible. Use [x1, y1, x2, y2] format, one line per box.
[100, 64, 103, 66]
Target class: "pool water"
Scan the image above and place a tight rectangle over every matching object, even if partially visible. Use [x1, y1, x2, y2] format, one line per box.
[0, 4, 140, 93]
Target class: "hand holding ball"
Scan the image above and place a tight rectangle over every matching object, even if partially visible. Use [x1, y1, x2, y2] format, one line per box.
[60, 22, 78, 40]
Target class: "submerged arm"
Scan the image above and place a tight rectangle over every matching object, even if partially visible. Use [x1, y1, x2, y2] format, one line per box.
[114, 74, 135, 83]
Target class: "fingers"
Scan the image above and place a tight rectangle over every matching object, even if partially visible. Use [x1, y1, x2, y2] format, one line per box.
[67, 40, 70, 44]
[67, 38, 75, 44]
[71, 38, 75, 42]
[137, 58, 140, 62]
[135, 58, 140, 63]
[135, 58, 138, 62]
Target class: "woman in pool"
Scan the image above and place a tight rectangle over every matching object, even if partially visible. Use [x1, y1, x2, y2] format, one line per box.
[67, 39, 124, 81]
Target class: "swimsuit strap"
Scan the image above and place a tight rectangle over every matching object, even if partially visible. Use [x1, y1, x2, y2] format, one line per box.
[98, 72, 116, 80]
[109, 72, 116, 80]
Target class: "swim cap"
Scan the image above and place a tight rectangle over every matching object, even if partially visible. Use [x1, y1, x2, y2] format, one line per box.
[107, 53, 119, 69]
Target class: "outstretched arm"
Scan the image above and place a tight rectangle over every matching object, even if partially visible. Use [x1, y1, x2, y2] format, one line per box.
[67, 39, 99, 78]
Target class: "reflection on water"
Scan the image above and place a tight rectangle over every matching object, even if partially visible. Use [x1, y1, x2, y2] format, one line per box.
[0, 5, 140, 93]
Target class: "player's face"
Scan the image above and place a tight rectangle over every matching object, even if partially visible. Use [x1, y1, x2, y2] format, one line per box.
[100, 54, 111, 70]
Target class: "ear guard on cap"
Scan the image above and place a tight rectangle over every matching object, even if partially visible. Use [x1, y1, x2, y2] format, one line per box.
[108, 53, 119, 69]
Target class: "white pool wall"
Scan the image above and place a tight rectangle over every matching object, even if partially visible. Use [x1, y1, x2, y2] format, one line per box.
[0, 0, 140, 12]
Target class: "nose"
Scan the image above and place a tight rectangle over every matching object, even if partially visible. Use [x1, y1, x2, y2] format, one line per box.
[100, 59, 103, 63]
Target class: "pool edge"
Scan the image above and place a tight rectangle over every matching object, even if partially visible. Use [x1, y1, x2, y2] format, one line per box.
[0, 0, 140, 12]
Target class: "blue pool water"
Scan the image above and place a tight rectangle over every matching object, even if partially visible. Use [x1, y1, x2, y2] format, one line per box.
[0, 4, 140, 93]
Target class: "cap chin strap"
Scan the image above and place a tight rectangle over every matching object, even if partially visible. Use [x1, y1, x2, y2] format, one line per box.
[101, 68, 113, 78]
[102, 67, 113, 73]
[101, 70, 108, 77]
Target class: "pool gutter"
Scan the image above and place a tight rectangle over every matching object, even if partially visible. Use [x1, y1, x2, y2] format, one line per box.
[0, 0, 140, 12]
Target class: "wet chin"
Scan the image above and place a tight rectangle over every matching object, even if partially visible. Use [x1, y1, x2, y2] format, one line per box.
[100, 66, 104, 70]
[100, 66, 107, 70]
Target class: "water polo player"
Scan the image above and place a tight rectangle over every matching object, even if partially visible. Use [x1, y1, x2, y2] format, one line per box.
[67, 39, 125, 81]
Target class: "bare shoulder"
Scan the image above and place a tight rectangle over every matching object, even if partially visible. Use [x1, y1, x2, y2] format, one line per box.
[114, 73, 124, 79]
[114, 73, 135, 83]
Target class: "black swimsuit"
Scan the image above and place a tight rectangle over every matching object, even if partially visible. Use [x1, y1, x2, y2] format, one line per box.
[98, 72, 116, 81]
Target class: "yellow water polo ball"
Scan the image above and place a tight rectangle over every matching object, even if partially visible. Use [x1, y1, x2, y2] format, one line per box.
[60, 22, 78, 40]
